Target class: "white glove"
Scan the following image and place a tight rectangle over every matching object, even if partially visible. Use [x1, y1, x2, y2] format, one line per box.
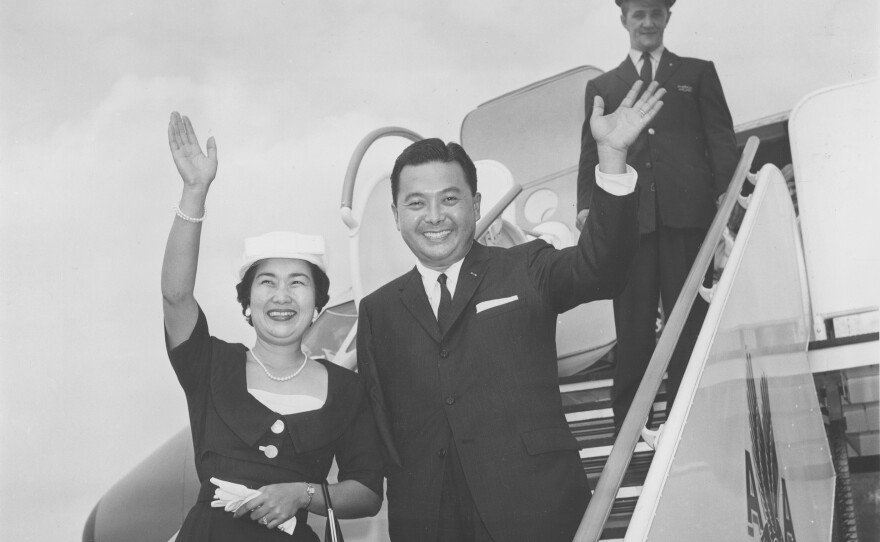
[209, 477, 297, 535]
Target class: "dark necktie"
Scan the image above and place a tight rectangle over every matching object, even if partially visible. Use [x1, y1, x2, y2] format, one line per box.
[437, 273, 452, 332]
[640, 51, 653, 85]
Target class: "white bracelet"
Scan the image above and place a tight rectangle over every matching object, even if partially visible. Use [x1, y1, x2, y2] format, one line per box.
[175, 204, 207, 223]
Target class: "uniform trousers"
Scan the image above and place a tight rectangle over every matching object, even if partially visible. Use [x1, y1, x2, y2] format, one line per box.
[610, 225, 710, 429]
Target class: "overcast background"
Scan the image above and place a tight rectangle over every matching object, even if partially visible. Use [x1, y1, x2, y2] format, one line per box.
[1, 1, 876, 540]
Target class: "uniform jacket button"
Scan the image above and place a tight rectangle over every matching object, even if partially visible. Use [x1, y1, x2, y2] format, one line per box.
[645, 162, 652, 169]
[440, 349, 449, 358]
[438, 448, 447, 458]
[260, 445, 278, 459]
[648, 128, 656, 135]
[271, 420, 285, 434]
[445, 396, 455, 405]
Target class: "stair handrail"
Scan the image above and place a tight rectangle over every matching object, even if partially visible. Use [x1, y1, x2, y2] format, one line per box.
[340, 127, 423, 230]
[573, 136, 760, 542]
[474, 184, 523, 239]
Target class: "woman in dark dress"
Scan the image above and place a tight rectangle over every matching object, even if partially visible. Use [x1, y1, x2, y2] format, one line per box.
[163, 112, 383, 541]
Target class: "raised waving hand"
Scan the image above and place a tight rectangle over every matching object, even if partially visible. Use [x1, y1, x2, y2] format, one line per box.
[168, 111, 218, 189]
[163, 112, 217, 348]
[591, 80, 665, 172]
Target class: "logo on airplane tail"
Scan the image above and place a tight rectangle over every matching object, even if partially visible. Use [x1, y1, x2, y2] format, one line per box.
[745, 355, 797, 542]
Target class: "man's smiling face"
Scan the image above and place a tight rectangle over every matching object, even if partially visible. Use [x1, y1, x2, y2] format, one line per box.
[621, 0, 670, 53]
[392, 161, 481, 271]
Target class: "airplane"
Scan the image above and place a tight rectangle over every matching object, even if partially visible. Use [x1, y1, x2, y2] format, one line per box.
[83, 13, 878, 542]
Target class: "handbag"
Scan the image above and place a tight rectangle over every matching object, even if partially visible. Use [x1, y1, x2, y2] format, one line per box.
[321, 481, 344, 542]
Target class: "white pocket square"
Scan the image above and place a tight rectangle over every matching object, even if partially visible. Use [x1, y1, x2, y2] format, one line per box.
[476, 295, 519, 313]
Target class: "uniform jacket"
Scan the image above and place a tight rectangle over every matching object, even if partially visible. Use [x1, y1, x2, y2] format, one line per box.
[357, 186, 639, 542]
[577, 50, 738, 234]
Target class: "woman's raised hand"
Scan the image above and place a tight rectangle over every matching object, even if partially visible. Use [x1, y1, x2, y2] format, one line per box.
[168, 112, 217, 190]
[162, 112, 217, 348]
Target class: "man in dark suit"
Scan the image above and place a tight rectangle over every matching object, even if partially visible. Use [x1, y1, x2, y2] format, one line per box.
[358, 82, 665, 541]
[577, 0, 739, 431]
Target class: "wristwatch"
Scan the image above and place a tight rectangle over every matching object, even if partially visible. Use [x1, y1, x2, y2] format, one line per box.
[305, 482, 316, 511]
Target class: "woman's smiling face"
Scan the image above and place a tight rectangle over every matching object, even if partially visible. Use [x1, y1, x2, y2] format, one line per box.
[248, 258, 317, 347]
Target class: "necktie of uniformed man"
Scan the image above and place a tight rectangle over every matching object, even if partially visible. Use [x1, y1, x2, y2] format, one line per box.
[437, 273, 452, 332]
[640, 51, 653, 85]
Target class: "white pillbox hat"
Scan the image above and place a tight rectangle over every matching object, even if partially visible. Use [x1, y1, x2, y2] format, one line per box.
[238, 231, 327, 279]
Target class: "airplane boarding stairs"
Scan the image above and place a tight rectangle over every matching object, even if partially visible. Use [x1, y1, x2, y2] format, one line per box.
[572, 150, 836, 541]
[561, 367, 668, 541]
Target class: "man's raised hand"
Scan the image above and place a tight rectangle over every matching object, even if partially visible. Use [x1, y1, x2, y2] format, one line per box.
[591, 81, 666, 158]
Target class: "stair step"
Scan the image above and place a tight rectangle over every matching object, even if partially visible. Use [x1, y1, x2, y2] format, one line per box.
[580, 441, 654, 459]
[565, 401, 667, 422]
[559, 378, 614, 393]
[585, 450, 654, 488]
[558, 364, 668, 540]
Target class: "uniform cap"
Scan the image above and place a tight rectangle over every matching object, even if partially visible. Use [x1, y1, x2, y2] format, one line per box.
[616, 0, 675, 6]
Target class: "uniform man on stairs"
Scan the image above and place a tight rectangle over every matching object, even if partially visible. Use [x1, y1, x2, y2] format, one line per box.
[577, 0, 739, 432]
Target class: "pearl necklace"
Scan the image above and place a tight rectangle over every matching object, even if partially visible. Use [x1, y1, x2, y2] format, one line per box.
[249, 350, 308, 382]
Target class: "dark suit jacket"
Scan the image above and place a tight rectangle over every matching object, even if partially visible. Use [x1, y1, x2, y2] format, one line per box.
[357, 186, 638, 542]
[577, 50, 738, 234]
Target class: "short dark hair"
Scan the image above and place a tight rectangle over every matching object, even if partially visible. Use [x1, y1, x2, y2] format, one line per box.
[390, 138, 478, 204]
[235, 260, 331, 326]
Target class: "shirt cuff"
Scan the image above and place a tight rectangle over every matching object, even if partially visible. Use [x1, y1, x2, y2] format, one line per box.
[595, 164, 638, 196]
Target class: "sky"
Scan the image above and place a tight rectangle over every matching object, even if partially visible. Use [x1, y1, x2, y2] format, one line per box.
[1, 1, 877, 540]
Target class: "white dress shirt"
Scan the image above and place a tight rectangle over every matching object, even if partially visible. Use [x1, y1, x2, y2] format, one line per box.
[629, 45, 665, 81]
[416, 258, 464, 319]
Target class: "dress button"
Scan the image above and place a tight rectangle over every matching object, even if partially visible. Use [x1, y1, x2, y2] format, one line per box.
[271, 420, 285, 434]
[260, 445, 279, 459]
[648, 128, 656, 135]
[445, 396, 455, 405]
[438, 448, 447, 458]
[440, 349, 449, 358]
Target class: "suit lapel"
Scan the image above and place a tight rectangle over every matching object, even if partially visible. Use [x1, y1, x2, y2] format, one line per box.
[614, 56, 639, 87]
[443, 243, 489, 338]
[398, 268, 442, 343]
[654, 49, 682, 88]
[397, 243, 490, 341]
